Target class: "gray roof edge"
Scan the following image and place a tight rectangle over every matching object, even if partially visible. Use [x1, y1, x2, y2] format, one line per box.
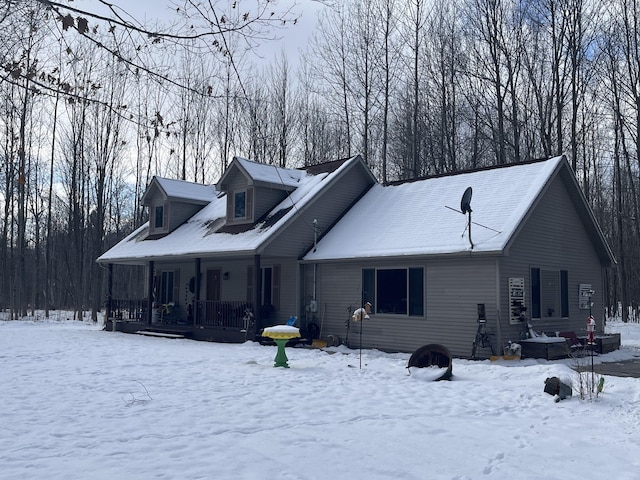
[299, 249, 505, 264]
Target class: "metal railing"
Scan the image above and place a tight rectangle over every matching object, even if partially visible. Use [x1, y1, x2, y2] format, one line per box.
[195, 300, 253, 329]
[107, 299, 253, 330]
[108, 299, 147, 321]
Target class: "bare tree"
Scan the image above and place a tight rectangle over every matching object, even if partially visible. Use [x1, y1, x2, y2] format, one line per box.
[375, 0, 399, 183]
[309, 4, 354, 158]
[465, 0, 524, 165]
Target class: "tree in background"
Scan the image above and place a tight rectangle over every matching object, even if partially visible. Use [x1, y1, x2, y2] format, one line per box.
[4, 0, 640, 318]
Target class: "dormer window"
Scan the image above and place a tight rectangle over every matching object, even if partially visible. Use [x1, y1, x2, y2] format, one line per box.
[155, 205, 164, 228]
[227, 187, 253, 224]
[151, 202, 169, 236]
[234, 191, 246, 219]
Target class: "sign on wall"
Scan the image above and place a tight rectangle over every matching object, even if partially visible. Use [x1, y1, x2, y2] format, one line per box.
[509, 277, 526, 325]
[579, 284, 593, 309]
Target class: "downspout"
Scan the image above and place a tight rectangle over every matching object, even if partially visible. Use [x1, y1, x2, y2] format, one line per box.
[495, 257, 503, 355]
[313, 264, 317, 302]
[147, 260, 154, 326]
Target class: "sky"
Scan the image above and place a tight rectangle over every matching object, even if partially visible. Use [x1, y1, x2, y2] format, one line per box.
[74, 0, 326, 67]
[1, 314, 639, 479]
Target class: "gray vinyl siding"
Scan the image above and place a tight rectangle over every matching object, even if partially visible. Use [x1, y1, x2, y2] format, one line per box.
[225, 171, 246, 192]
[501, 174, 605, 338]
[224, 172, 298, 224]
[198, 258, 250, 303]
[147, 193, 204, 236]
[263, 164, 374, 258]
[191, 256, 298, 326]
[305, 256, 497, 357]
[254, 186, 287, 221]
[424, 258, 498, 358]
[167, 201, 203, 232]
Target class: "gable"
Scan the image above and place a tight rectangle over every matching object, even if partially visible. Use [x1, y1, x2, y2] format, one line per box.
[303, 156, 613, 265]
[505, 161, 614, 267]
[141, 176, 216, 205]
[141, 177, 217, 239]
[217, 157, 305, 191]
[217, 157, 309, 228]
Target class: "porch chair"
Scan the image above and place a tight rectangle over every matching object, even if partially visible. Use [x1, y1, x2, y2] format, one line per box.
[558, 331, 586, 356]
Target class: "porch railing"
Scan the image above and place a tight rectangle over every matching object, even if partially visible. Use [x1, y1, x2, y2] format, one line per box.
[108, 299, 147, 321]
[107, 299, 254, 330]
[195, 300, 253, 329]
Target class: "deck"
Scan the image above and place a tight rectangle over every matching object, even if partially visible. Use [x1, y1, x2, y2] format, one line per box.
[106, 318, 252, 343]
[106, 299, 255, 343]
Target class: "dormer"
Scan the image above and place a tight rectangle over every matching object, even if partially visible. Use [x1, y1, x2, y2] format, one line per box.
[217, 157, 305, 227]
[141, 176, 217, 239]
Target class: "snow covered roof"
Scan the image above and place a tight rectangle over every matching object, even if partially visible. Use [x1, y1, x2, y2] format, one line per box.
[97, 156, 361, 264]
[217, 157, 306, 191]
[303, 156, 608, 261]
[142, 177, 217, 205]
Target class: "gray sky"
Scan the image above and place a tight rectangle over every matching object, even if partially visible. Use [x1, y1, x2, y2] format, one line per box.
[76, 0, 325, 68]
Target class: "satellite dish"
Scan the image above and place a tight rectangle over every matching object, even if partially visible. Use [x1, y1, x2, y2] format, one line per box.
[460, 187, 473, 214]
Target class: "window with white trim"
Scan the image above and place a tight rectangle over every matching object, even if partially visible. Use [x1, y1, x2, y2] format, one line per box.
[154, 205, 164, 228]
[227, 188, 253, 224]
[234, 191, 246, 219]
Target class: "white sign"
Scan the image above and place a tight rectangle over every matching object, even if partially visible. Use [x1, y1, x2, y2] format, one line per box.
[509, 278, 525, 325]
[579, 284, 593, 309]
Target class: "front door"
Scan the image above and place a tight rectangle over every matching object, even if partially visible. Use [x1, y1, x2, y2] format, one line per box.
[205, 269, 221, 325]
[206, 269, 221, 302]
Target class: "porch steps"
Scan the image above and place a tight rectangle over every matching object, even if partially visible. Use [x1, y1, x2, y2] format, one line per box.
[135, 330, 186, 339]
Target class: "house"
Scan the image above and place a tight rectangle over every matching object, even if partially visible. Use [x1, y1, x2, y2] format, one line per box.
[98, 154, 616, 359]
[97, 155, 377, 342]
[300, 155, 616, 359]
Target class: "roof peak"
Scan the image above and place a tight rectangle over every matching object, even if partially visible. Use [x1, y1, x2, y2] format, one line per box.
[385, 156, 565, 186]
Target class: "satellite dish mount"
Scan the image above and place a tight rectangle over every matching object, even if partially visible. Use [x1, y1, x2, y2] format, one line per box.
[460, 187, 474, 249]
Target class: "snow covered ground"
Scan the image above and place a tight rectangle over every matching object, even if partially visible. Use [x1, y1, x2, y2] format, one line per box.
[1, 315, 639, 480]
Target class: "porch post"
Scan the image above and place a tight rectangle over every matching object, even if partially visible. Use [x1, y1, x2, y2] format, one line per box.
[147, 260, 154, 326]
[253, 254, 262, 335]
[106, 263, 113, 320]
[194, 257, 201, 325]
[495, 258, 503, 355]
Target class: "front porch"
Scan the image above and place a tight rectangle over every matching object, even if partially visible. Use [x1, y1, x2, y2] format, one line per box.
[106, 299, 255, 343]
[106, 298, 314, 345]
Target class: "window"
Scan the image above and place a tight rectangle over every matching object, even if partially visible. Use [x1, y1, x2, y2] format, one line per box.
[253, 265, 280, 319]
[560, 271, 569, 317]
[155, 205, 164, 228]
[362, 267, 424, 316]
[157, 271, 174, 304]
[408, 268, 425, 316]
[234, 191, 246, 219]
[531, 268, 568, 318]
[227, 188, 253, 223]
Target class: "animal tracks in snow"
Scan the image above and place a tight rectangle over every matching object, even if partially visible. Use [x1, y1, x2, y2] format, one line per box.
[482, 452, 505, 475]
